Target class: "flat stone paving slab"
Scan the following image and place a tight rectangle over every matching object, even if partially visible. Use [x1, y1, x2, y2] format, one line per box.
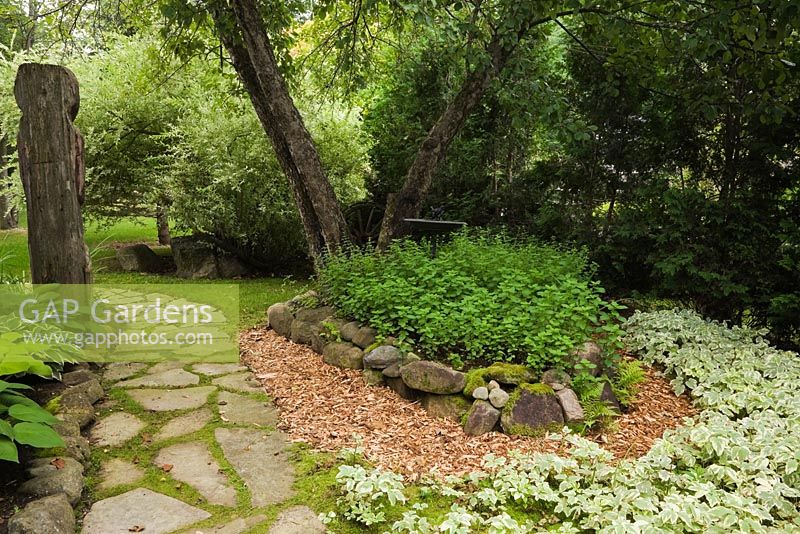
[178, 514, 266, 534]
[154, 442, 237, 507]
[90, 412, 146, 447]
[192, 363, 247, 376]
[212, 372, 263, 394]
[269, 506, 326, 534]
[128, 386, 217, 412]
[154, 407, 213, 442]
[215, 427, 295, 507]
[81, 488, 210, 534]
[118, 369, 200, 388]
[147, 361, 188, 374]
[98, 458, 145, 491]
[218, 391, 277, 427]
[103, 362, 148, 382]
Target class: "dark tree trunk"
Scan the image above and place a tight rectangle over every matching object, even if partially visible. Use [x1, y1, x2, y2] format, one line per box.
[210, 0, 348, 261]
[156, 204, 171, 245]
[0, 136, 19, 230]
[377, 35, 513, 249]
[15, 63, 92, 284]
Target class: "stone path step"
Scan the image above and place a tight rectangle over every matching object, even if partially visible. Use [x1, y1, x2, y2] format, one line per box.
[84, 361, 303, 533]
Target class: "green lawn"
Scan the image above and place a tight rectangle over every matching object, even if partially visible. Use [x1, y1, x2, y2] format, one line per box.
[0, 218, 308, 329]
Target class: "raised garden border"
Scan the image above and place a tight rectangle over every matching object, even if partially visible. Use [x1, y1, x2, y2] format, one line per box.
[268, 291, 621, 438]
[6, 367, 104, 534]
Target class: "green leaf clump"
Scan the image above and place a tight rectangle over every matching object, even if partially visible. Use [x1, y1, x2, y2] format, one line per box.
[320, 231, 624, 372]
[0, 381, 64, 463]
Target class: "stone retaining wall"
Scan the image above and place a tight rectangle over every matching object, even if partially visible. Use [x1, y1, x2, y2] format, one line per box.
[8, 367, 104, 534]
[268, 292, 621, 438]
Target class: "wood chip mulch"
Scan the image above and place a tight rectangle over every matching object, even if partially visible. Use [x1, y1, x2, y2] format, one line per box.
[240, 328, 696, 478]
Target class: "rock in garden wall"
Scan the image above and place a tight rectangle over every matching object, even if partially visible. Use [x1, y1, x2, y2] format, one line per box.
[400, 361, 466, 394]
[339, 321, 360, 342]
[267, 303, 294, 338]
[322, 342, 364, 369]
[385, 377, 419, 401]
[463, 400, 501, 436]
[570, 341, 604, 376]
[352, 326, 377, 349]
[270, 294, 602, 439]
[500, 384, 564, 435]
[555, 388, 584, 423]
[363, 346, 402, 369]
[7, 493, 75, 534]
[419, 394, 472, 422]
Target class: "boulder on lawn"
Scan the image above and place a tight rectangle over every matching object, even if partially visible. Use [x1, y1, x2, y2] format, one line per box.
[322, 342, 364, 369]
[570, 341, 604, 376]
[116, 244, 164, 273]
[555, 388, 584, 423]
[463, 400, 501, 436]
[267, 303, 294, 338]
[500, 384, 564, 435]
[216, 254, 250, 278]
[172, 237, 219, 279]
[400, 361, 466, 394]
[420, 394, 472, 422]
[364, 346, 402, 370]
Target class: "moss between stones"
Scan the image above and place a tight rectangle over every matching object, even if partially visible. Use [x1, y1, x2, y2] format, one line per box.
[44, 397, 62, 414]
[462, 369, 489, 396]
[483, 363, 536, 384]
[519, 383, 554, 396]
[505, 422, 562, 438]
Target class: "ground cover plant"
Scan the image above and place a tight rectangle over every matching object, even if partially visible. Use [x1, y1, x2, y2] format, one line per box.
[326, 309, 800, 532]
[320, 232, 624, 373]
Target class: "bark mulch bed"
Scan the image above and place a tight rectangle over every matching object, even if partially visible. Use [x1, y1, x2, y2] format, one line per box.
[241, 328, 696, 478]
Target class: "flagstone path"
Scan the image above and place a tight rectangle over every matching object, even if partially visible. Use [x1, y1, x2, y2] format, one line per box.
[80, 361, 326, 534]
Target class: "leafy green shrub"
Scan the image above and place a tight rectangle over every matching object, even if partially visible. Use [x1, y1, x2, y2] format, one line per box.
[320, 232, 623, 372]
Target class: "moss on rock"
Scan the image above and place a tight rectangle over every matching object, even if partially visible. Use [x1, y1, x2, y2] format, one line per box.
[462, 369, 489, 396]
[483, 363, 536, 385]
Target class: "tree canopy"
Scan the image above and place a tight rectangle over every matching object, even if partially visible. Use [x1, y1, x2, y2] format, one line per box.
[0, 0, 797, 342]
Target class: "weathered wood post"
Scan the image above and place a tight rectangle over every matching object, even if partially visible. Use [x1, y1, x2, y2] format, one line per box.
[15, 63, 92, 283]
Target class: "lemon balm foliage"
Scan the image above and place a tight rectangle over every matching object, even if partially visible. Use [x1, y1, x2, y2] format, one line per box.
[319, 232, 623, 371]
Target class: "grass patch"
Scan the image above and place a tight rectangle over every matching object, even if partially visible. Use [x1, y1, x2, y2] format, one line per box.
[1, 218, 308, 329]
